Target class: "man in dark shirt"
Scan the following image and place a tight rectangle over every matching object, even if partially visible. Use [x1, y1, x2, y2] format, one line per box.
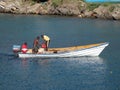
[32, 36, 40, 53]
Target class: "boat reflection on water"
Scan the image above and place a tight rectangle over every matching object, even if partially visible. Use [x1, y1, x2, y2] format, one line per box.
[62, 56, 107, 74]
[65, 57, 106, 69]
[20, 56, 106, 70]
[19, 57, 107, 90]
[61, 57, 107, 90]
[63, 56, 105, 64]
[20, 56, 107, 78]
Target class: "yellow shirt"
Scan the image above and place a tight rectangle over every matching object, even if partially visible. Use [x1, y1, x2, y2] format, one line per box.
[43, 35, 50, 41]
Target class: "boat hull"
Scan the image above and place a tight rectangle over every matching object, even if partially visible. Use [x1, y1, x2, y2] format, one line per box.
[18, 42, 109, 58]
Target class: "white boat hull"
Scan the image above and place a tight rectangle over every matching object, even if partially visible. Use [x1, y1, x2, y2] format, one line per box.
[18, 42, 109, 58]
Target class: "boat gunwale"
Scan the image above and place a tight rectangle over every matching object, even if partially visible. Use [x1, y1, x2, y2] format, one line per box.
[20, 42, 109, 55]
[48, 42, 109, 52]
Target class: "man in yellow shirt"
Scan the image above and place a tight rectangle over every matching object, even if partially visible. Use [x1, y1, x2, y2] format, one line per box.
[41, 35, 50, 51]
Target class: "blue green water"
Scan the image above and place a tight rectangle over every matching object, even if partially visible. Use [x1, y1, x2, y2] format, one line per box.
[0, 14, 120, 90]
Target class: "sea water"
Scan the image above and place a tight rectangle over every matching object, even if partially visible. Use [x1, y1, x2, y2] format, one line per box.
[0, 14, 120, 90]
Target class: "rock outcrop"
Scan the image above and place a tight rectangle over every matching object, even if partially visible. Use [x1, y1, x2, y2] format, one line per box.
[0, 0, 120, 20]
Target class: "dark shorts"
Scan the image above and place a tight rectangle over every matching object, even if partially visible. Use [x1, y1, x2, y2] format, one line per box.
[33, 46, 39, 53]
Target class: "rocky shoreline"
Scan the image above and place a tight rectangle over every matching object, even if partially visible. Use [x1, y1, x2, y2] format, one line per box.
[0, 0, 120, 20]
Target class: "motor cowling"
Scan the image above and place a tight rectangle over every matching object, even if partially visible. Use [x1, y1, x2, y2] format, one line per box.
[13, 45, 21, 53]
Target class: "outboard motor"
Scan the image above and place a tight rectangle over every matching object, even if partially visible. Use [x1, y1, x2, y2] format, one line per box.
[13, 45, 21, 53]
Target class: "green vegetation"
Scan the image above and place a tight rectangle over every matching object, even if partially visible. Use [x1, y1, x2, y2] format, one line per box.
[30, 0, 36, 5]
[102, 2, 115, 6]
[51, 0, 86, 8]
[51, 0, 63, 7]
[31, 0, 48, 2]
[87, 3, 100, 11]
[109, 5, 115, 12]
[26, 0, 117, 12]
[86, 2, 116, 11]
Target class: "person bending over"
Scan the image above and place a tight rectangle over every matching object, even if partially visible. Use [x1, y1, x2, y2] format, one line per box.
[41, 35, 50, 51]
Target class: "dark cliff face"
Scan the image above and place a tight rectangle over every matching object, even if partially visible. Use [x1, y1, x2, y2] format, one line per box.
[0, 0, 120, 20]
[33, 0, 49, 2]
[40, 0, 49, 2]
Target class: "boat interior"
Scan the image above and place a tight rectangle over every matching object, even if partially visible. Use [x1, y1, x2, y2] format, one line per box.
[27, 43, 103, 53]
